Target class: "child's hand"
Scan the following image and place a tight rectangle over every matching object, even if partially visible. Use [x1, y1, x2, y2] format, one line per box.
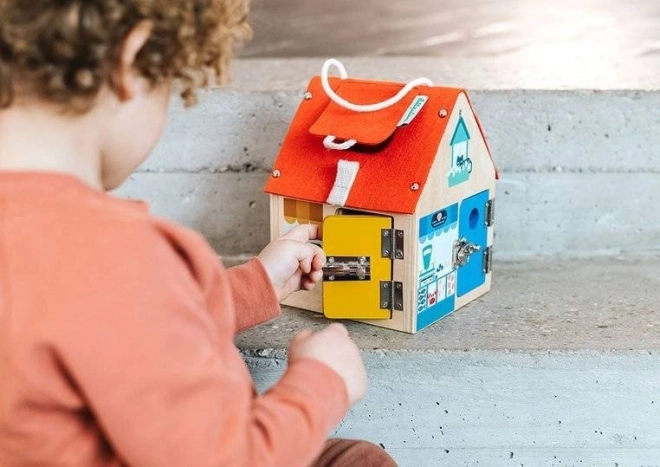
[258, 224, 326, 302]
[288, 324, 367, 406]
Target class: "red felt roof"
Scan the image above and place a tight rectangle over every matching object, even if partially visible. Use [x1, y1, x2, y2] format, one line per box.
[264, 76, 491, 214]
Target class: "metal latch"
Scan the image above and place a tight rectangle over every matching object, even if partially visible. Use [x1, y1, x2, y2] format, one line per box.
[453, 238, 481, 268]
[323, 256, 370, 281]
[483, 246, 493, 274]
[380, 281, 404, 311]
[381, 229, 404, 260]
[485, 199, 495, 227]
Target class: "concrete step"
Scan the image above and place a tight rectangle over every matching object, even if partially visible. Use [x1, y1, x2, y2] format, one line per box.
[243, 0, 660, 67]
[234, 256, 660, 466]
[116, 57, 660, 260]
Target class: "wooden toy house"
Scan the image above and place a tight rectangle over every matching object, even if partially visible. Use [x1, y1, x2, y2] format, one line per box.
[264, 61, 497, 333]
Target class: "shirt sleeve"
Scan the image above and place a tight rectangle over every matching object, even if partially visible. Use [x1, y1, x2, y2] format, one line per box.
[52, 226, 349, 467]
[226, 258, 282, 333]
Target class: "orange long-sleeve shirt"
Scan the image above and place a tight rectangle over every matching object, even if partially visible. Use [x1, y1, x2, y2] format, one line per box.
[0, 172, 349, 466]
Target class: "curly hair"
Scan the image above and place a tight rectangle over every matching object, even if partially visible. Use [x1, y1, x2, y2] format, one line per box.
[0, 0, 251, 111]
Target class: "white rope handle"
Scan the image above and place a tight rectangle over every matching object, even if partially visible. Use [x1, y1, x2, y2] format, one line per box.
[323, 135, 357, 150]
[320, 58, 433, 113]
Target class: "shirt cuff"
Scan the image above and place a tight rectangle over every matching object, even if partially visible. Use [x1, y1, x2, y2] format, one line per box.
[228, 257, 281, 333]
[275, 357, 351, 433]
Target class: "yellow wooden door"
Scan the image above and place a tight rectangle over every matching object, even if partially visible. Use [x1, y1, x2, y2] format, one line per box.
[322, 215, 392, 320]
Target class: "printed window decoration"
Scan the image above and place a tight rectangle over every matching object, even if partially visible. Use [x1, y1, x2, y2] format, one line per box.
[284, 198, 324, 225]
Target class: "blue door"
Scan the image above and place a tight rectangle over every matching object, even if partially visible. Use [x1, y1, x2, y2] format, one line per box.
[457, 190, 489, 297]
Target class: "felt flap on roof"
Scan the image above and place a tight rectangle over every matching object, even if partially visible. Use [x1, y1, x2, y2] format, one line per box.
[309, 79, 424, 146]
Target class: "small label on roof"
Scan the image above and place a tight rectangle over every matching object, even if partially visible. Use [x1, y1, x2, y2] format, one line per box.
[397, 95, 429, 127]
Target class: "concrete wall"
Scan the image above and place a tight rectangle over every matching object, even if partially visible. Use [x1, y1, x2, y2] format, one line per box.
[117, 89, 660, 259]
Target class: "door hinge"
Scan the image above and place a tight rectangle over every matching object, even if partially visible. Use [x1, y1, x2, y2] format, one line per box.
[483, 246, 493, 274]
[485, 199, 495, 227]
[380, 281, 404, 311]
[381, 229, 404, 260]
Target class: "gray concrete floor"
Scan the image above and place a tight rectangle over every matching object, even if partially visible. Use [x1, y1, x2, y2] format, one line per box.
[236, 257, 660, 351]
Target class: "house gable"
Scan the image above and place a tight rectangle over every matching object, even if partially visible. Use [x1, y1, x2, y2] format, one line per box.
[450, 116, 470, 146]
[413, 92, 497, 332]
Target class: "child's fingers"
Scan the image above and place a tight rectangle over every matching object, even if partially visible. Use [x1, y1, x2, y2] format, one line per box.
[283, 240, 319, 274]
[325, 323, 349, 337]
[309, 269, 323, 283]
[310, 244, 326, 271]
[299, 251, 313, 274]
[281, 224, 320, 243]
[304, 243, 326, 275]
[291, 328, 314, 345]
[301, 245, 325, 290]
[301, 271, 322, 291]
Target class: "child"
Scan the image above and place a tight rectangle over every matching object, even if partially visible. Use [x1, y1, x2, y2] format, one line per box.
[0, 1, 397, 466]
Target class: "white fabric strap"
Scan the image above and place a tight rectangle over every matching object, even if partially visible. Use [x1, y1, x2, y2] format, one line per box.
[327, 160, 360, 207]
[321, 58, 434, 114]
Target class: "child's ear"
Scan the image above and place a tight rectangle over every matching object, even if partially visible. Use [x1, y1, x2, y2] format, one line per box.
[115, 21, 153, 102]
